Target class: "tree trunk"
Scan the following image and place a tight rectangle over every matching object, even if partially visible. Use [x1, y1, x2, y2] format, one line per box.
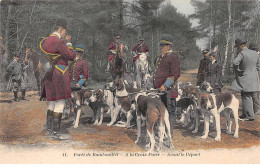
[222, 0, 232, 75]
[4, 4, 12, 57]
[151, 28, 154, 69]
[92, 33, 95, 70]
[0, 3, 2, 37]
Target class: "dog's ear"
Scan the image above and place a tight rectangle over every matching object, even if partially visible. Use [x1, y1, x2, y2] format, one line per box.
[209, 95, 215, 109]
[97, 91, 104, 102]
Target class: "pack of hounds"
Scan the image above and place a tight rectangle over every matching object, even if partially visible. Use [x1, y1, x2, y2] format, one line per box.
[63, 78, 240, 152]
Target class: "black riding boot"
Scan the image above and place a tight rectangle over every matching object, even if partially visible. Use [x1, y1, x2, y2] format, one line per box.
[46, 110, 54, 136]
[21, 89, 26, 100]
[14, 91, 19, 101]
[52, 112, 71, 140]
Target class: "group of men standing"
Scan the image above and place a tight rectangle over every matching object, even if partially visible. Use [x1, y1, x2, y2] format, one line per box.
[197, 38, 260, 122]
[197, 49, 222, 93]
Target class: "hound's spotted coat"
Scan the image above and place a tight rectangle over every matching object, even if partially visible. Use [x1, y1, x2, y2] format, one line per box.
[135, 93, 174, 151]
[199, 92, 239, 141]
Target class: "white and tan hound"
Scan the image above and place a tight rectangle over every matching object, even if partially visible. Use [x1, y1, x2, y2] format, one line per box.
[198, 92, 239, 141]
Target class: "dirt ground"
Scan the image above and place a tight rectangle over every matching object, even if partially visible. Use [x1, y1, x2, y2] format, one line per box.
[0, 69, 259, 153]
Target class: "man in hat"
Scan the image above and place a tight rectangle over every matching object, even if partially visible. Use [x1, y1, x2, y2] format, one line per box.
[40, 18, 76, 139]
[205, 52, 222, 93]
[131, 36, 149, 71]
[105, 35, 122, 72]
[6, 53, 27, 101]
[197, 49, 210, 86]
[69, 44, 89, 89]
[69, 44, 89, 121]
[231, 38, 260, 121]
[248, 43, 260, 115]
[153, 34, 180, 134]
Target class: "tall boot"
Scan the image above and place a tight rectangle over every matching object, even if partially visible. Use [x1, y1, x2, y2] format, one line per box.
[46, 110, 54, 136]
[52, 112, 71, 140]
[21, 89, 26, 100]
[14, 91, 19, 101]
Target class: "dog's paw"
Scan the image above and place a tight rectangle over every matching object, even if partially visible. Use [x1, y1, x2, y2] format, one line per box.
[192, 129, 198, 134]
[107, 123, 112, 126]
[97, 122, 102, 126]
[200, 135, 208, 139]
[145, 143, 151, 150]
[169, 142, 174, 149]
[214, 136, 221, 141]
[73, 125, 78, 128]
[233, 134, 239, 138]
[93, 121, 98, 125]
[226, 130, 232, 135]
[135, 139, 139, 144]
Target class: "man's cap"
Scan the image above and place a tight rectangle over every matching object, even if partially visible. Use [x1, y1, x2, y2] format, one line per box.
[114, 35, 120, 39]
[202, 49, 210, 54]
[234, 38, 247, 48]
[139, 36, 144, 41]
[55, 18, 68, 29]
[75, 44, 85, 53]
[14, 53, 21, 58]
[209, 52, 216, 57]
[159, 34, 173, 45]
[248, 43, 258, 51]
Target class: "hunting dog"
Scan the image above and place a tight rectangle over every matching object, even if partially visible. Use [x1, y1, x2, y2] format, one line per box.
[89, 87, 114, 126]
[63, 89, 93, 128]
[179, 82, 216, 134]
[135, 92, 174, 152]
[108, 78, 136, 127]
[198, 91, 239, 141]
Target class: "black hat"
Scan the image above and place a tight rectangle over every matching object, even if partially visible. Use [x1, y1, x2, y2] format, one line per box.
[234, 38, 247, 48]
[55, 18, 68, 29]
[159, 34, 173, 45]
[202, 49, 210, 54]
[248, 43, 258, 51]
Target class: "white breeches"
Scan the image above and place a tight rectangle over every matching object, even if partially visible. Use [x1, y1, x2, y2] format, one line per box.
[47, 99, 66, 113]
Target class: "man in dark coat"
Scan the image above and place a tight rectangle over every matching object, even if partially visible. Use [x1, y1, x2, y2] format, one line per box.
[231, 38, 260, 121]
[197, 49, 210, 86]
[40, 19, 76, 139]
[153, 34, 180, 134]
[206, 52, 222, 93]
[6, 54, 27, 101]
[248, 43, 260, 115]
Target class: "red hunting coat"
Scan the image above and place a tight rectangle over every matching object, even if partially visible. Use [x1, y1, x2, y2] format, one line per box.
[108, 41, 120, 61]
[153, 52, 180, 98]
[40, 35, 76, 101]
[69, 58, 89, 83]
[132, 43, 149, 62]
